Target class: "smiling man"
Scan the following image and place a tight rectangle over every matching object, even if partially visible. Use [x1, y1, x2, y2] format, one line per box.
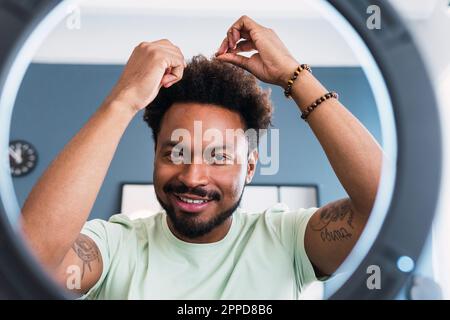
[145, 55, 273, 245]
[21, 16, 382, 299]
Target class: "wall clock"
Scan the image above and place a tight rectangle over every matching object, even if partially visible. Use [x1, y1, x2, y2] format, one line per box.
[9, 140, 38, 177]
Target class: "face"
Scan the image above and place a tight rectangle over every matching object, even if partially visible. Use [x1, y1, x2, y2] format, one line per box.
[153, 103, 258, 241]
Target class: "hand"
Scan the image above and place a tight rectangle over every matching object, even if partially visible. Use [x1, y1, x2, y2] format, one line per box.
[215, 16, 299, 88]
[105, 39, 186, 114]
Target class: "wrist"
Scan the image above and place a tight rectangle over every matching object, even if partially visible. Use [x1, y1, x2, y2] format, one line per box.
[290, 72, 329, 112]
[104, 87, 143, 114]
[277, 60, 301, 88]
[100, 98, 139, 122]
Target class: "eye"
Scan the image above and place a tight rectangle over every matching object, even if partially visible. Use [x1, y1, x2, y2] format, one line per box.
[214, 153, 225, 161]
[162, 149, 184, 163]
[170, 149, 184, 161]
[209, 152, 232, 165]
[172, 149, 183, 156]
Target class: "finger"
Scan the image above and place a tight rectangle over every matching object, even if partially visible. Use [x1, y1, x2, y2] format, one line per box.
[228, 26, 251, 45]
[229, 40, 256, 54]
[171, 60, 184, 78]
[163, 65, 185, 87]
[230, 15, 262, 40]
[163, 79, 179, 88]
[227, 29, 234, 50]
[230, 27, 241, 49]
[162, 58, 184, 85]
[216, 53, 250, 71]
[163, 81, 176, 88]
[227, 28, 243, 51]
[173, 53, 186, 68]
[215, 37, 229, 57]
[217, 15, 260, 56]
[161, 74, 178, 87]
[168, 49, 186, 68]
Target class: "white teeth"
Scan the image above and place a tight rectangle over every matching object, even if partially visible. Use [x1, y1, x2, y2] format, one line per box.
[178, 196, 209, 204]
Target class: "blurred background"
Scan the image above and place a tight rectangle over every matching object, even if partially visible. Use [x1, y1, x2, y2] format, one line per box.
[4, 0, 450, 299]
[11, 0, 384, 220]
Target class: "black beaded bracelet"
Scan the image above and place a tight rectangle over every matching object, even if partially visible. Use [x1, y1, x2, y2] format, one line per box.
[284, 64, 312, 98]
[301, 91, 339, 121]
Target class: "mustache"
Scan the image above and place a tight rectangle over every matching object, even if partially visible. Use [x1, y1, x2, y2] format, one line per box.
[163, 182, 221, 201]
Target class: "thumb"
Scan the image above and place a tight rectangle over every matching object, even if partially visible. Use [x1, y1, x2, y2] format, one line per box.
[216, 53, 250, 71]
[161, 74, 178, 87]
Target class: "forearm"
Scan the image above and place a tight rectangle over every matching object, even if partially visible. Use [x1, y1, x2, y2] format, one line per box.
[291, 71, 382, 214]
[20, 100, 136, 268]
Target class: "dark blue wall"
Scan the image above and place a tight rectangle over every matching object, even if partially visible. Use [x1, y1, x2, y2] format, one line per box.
[11, 63, 381, 220]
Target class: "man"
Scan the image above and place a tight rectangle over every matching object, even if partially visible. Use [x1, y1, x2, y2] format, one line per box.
[21, 16, 381, 299]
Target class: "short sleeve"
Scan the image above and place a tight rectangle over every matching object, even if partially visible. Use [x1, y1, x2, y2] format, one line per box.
[78, 215, 133, 299]
[291, 207, 322, 289]
[264, 204, 321, 291]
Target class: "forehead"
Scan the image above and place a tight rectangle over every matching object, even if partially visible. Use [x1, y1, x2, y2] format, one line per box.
[158, 102, 247, 143]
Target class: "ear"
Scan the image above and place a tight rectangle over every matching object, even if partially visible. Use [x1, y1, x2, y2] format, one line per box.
[245, 149, 259, 184]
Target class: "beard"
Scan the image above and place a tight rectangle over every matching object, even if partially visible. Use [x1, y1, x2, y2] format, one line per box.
[156, 183, 244, 240]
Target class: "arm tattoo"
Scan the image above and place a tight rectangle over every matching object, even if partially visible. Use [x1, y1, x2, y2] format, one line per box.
[71, 234, 100, 279]
[310, 199, 355, 242]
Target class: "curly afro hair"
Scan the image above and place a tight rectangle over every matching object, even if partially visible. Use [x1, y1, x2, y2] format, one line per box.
[143, 55, 273, 147]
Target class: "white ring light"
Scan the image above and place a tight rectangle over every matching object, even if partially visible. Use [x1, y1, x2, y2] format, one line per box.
[0, 0, 442, 299]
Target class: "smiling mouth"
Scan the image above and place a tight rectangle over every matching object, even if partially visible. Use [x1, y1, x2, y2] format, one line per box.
[171, 193, 214, 213]
[174, 193, 212, 204]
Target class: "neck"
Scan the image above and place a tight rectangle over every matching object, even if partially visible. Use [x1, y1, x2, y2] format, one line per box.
[167, 216, 233, 244]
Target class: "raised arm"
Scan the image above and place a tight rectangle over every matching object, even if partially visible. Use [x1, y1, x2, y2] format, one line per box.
[20, 39, 186, 294]
[289, 69, 381, 276]
[216, 16, 382, 276]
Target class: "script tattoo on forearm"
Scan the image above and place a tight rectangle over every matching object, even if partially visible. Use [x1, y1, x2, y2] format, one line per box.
[310, 199, 355, 242]
[71, 234, 100, 279]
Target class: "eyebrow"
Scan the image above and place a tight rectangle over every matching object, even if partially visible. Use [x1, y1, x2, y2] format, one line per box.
[160, 141, 180, 149]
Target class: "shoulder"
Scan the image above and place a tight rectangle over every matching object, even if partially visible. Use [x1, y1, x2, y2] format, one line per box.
[260, 203, 318, 226]
[238, 204, 319, 234]
[82, 211, 165, 240]
[109, 211, 163, 226]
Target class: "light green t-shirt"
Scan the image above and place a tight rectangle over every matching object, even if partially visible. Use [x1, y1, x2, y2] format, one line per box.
[80, 204, 320, 299]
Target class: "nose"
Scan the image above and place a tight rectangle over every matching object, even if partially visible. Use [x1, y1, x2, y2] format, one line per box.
[177, 164, 210, 189]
